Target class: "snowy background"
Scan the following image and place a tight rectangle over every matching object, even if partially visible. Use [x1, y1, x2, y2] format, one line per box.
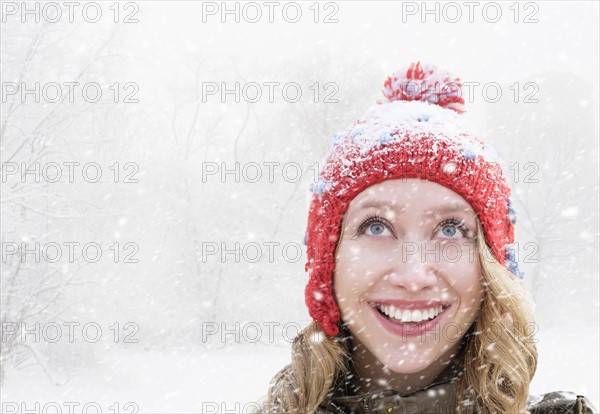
[1, 1, 598, 413]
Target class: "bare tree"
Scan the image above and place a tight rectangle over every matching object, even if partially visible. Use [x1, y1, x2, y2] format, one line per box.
[1, 21, 127, 384]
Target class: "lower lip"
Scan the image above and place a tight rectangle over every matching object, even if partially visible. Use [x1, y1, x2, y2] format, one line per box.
[371, 305, 449, 337]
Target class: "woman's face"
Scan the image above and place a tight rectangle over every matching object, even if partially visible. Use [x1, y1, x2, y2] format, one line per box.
[333, 178, 484, 374]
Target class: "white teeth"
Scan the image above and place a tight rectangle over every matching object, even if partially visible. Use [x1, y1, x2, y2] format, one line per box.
[401, 310, 411, 322]
[412, 310, 423, 322]
[377, 304, 446, 322]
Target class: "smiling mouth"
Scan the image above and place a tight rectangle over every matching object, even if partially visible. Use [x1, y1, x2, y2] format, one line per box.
[374, 303, 451, 323]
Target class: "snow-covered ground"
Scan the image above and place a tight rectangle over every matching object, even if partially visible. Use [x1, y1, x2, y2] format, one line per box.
[1, 345, 290, 413]
[2, 324, 598, 413]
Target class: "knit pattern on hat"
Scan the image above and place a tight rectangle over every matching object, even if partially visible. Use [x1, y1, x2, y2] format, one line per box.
[304, 62, 518, 337]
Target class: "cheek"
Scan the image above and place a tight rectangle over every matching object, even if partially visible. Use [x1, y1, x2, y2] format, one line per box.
[438, 243, 479, 281]
[458, 274, 483, 319]
[333, 242, 382, 310]
[440, 247, 483, 307]
[333, 245, 363, 303]
[459, 280, 484, 313]
[335, 242, 372, 278]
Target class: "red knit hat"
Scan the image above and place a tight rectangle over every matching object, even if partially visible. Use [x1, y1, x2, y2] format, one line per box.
[304, 62, 521, 337]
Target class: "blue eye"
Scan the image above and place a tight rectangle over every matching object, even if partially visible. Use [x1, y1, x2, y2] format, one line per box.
[436, 219, 470, 239]
[441, 225, 458, 237]
[357, 215, 393, 237]
[368, 223, 386, 235]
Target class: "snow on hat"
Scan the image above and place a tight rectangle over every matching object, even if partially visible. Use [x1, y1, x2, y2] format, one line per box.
[304, 62, 522, 337]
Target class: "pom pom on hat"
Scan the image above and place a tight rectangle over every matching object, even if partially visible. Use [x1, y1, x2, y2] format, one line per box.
[382, 61, 465, 113]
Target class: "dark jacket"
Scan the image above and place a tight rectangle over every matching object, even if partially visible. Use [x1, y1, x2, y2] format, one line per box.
[316, 356, 595, 414]
[317, 384, 594, 413]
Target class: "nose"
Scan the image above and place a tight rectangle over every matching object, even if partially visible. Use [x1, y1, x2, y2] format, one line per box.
[385, 242, 439, 292]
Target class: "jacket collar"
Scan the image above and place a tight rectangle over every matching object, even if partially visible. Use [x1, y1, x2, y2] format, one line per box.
[320, 347, 466, 414]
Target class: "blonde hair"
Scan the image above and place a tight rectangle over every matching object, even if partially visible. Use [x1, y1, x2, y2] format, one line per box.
[259, 222, 538, 413]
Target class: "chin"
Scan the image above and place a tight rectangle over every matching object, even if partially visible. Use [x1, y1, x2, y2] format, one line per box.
[371, 345, 441, 374]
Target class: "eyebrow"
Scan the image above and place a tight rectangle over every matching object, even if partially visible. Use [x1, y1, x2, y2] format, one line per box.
[354, 199, 476, 218]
